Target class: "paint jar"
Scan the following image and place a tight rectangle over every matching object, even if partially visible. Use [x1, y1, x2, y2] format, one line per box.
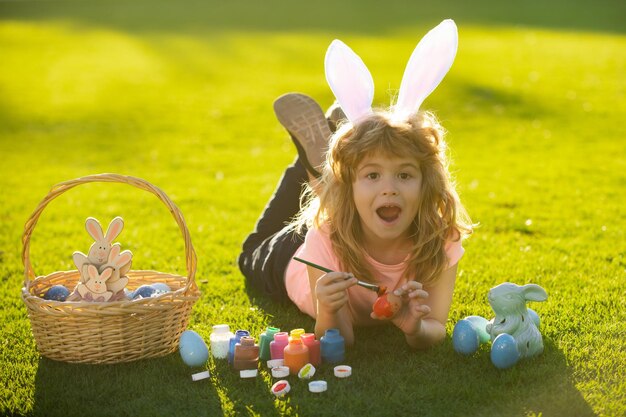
[283, 338, 309, 375]
[210, 324, 234, 359]
[269, 332, 289, 360]
[234, 336, 259, 370]
[228, 329, 250, 365]
[289, 328, 305, 341]
[259, 326, 280, 361]
[321, 328, 345, 364]
[301, 333, 321, 366]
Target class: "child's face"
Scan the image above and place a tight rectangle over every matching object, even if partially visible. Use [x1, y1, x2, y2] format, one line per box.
[352, 153, 422, 245]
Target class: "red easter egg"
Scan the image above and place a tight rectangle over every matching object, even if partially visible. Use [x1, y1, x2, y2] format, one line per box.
[372, 292, 402, 319]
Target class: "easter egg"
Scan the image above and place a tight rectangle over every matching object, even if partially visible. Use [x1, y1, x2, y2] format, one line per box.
[452, 319, 479, 355]
[133, 285, 156, 299]
[43, 285, 70, 301]
[491, 333, 520, 369]
[464, 315, 491, 344]
[151, 283, 171, 294]
[528, 308, 540, 328]
[372, 292, 402, 319]
[179, 330, 209, 367]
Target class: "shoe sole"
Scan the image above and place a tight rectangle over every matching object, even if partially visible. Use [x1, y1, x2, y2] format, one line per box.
[325, 103, 347, 133]
[274, 93, 332, 175]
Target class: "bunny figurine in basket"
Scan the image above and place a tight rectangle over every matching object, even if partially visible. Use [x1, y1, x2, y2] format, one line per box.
[67, 217, 133, 302]
[452, 282, 548, 369]
[76, 265, 114, 302]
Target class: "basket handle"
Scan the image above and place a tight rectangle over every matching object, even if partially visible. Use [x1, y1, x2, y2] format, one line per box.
[22, 173, 197, 292]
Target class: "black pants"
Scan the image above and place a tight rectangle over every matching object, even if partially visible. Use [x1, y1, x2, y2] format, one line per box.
[238, 158, 309, 302]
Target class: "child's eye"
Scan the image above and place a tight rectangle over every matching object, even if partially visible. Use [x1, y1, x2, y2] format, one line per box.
[398, 172, 411, 180]
[366, 172, 380, 180]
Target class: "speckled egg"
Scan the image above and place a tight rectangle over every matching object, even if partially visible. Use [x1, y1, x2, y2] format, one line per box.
[151, 282, 171, 294]
[490, 333, 520, 369]
[179, 330, 209, 367]
[133, 284, 156, 299]
[43, 285, 70, 301]
[452, 319, 479, 355]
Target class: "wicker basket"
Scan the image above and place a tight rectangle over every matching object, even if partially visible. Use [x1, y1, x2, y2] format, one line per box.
[21, 173, 201, 364]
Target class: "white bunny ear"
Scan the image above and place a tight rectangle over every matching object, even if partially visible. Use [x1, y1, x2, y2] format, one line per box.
[87, 264, 98, 279]
[394, 19, 458, 120]
[105, 217, 124, 243]
[325, 39, 374, 123]
[100, 268, 112, 281]
[108, 243, 121, 262]
[116, 250, 133, 268]
[86, 217, 104, 241]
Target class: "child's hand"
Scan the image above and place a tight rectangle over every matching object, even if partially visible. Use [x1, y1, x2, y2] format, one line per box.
[315, 272, 357, 314]
[390, 281, 431, 336]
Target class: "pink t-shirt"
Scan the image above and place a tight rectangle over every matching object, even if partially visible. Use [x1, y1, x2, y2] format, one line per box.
[285, 226, 464, 321]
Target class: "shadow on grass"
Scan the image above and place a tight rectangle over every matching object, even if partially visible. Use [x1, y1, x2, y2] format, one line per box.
[343, 329, 596, 416]
[0, 0, 624, 36]
[240, 279, 596, 416]
[32, 354, 223, 417]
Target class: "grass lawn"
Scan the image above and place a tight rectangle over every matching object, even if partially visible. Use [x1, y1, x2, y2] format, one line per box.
[1, 0, 625, 416]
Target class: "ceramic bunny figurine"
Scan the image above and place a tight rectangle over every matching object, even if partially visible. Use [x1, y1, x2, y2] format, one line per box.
[73, 217, 124, 283]
[485, 282, 548, 358]
[99, 243, 132, 300]
[76, 265, 114, 302]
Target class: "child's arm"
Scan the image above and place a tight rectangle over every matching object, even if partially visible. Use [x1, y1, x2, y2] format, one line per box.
[393, 264, 458, 349]
[307, 266, 357, 346]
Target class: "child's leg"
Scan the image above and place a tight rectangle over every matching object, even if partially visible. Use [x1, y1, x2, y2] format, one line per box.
[239, 93, 342, 302]
[238, 158, 309, 301]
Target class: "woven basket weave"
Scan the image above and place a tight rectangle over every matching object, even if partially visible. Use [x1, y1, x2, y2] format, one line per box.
[21, 173, 201, 364]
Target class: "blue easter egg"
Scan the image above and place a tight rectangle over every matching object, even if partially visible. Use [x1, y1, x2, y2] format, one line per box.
[491, 333, 520, 369]
[151, 283, 171, 294]
[43, 285, 70, 301]
[179, 330, 209, 367]
[464, 315, 491, 344]
[453, 319, 479, 355]
[133, 285, 156, 299]
[528, 308, 540, 328]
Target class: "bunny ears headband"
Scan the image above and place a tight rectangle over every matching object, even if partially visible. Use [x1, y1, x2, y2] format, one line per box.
[325, 19, 458, 124]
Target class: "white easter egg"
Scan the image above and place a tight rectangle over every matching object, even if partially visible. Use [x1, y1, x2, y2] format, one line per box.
[151, 283, 172, 294]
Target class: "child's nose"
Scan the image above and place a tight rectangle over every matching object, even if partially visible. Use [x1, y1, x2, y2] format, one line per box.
[381, 181, 399, 196]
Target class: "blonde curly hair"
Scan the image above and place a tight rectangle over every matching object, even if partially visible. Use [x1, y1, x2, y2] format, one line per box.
[297, 110, 472, 286]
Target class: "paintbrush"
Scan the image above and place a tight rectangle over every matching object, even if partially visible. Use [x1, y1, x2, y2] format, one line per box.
[293, 256, 387, 295]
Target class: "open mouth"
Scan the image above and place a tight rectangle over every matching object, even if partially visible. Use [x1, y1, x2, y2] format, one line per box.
[376, 205, 401, 223]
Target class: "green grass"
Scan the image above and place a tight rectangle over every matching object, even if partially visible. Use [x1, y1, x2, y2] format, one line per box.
[1, 0, 625, 416]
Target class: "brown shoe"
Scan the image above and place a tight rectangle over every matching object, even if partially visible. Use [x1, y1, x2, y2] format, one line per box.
[325, 102, 347, 133]
[274, 93, 332, 178]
